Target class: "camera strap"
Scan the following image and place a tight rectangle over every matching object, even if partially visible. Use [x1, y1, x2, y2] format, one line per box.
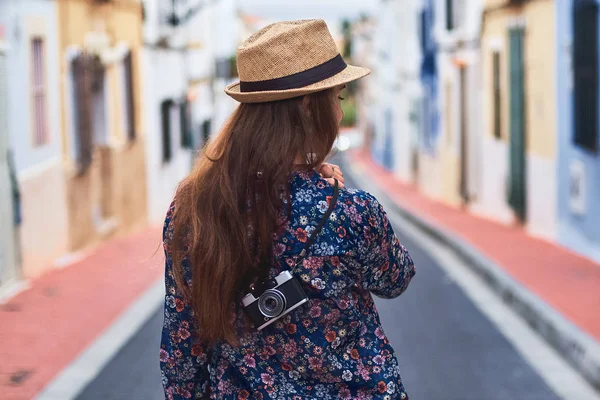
[290, 178, 339, 274]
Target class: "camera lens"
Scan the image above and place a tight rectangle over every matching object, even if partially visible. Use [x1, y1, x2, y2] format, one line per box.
[265, 298, 277, 309]
[258, 289, 286, 318]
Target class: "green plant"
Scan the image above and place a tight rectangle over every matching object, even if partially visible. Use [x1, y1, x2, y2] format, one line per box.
[341, 96, 357, 127]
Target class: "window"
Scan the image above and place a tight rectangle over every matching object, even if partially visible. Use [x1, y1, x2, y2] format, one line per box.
[493, 51, 502, 139]
[180, 100, 192, 149]
[91, 62, 107, 146]
[31, 37, 48, 147]
[71, 54, 94, 174]
[445, 0, 465, 32]
[573, 0, 599, 151]
[161, 99, 174, 162]
[420, 10, 428, 52]
[446, 0, 454, 31]
[202, 119, 211, 145]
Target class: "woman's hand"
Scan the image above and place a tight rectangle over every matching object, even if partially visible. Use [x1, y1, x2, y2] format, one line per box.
[318, 163, 345, 188]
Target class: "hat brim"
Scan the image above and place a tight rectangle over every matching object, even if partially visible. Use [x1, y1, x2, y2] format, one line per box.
[224, 64, 371, 103]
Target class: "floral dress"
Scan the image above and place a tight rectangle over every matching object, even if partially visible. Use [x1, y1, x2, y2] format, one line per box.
[160, 169, 416, 400]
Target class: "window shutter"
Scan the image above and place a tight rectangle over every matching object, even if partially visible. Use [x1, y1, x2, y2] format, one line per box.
[0, 52, 7, 152]
[573, 0, 599, 152]
[202, 119, 211, 145]
[124, 51, 136, 141]
[420, 10, 427, 52]
[493, 51, 502, 139]
[72, 55, 93, 174]
[161, 99, 172, 162]
[446, 0, 454, 31]
[180, 100, 192, 149]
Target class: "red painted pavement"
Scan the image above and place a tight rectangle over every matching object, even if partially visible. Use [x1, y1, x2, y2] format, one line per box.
[0, 227, 164, 400]
[351, 150, 600, 341]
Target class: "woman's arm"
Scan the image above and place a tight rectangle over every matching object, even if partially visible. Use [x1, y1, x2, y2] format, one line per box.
[160, 204, 210, 400]
[354, 193, 416, 299]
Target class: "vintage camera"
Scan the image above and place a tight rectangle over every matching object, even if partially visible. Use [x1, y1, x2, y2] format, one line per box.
[242, 271, 309, 330]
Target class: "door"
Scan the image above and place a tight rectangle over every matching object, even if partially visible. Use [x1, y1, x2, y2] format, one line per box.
[508, 27, 527, 221]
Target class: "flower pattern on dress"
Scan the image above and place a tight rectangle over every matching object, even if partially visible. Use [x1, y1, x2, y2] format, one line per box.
[160, 169, 416, 399]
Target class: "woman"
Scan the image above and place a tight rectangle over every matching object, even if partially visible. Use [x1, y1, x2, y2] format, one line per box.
[160, 20, 416, 400]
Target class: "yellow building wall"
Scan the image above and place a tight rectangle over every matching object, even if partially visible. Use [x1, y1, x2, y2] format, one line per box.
[418, 151, 443, 201]
[524, 1, 556, 159]
[481, 1, 556, 158]
[479, 0, 558, 239]
[440, 77, 462, 206]
[481, 7, 514, 144]
[57, 0, 147, 251]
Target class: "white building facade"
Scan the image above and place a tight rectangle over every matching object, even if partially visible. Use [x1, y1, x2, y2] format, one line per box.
[0, 0, 69, 281]
[0, 25, 19, 295]
[141, 0, 240, 224]
[142, 0, 196, 224]
[370, 0, 423, 184]
[423, 0, 483, 206]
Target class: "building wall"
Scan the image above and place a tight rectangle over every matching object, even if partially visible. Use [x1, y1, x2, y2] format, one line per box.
[475, 5, 515, 223]
[432, 0, 485, 207]
[142, 0, 192, 224]
[0, 33, 19, 288]
[352, 17, 377, 151]
[435, 4, 460, 207]
[369, 0, 423, 183]
[58, 0, 147, 251]
[370, 1, 395, 170]
[392, 0, 423, 184]
[416, 0, 442, 200]
[141, 47, 193, 224]
[556, 0, 600, 263]
[524, 1, 557, 239]
[477, 0, 557, 240]
[0, 0, 69, 278]
[211, 0, 241, 133]
[418, 150, 444, 200]
[18, 160, 70, 277]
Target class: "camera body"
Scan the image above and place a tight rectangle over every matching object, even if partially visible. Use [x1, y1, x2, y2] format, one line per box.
[242, 271, 309, 330]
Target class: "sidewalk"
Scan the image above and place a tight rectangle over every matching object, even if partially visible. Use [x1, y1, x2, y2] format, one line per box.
[0, 227, 164, 400]
[345, 149, 600, 391]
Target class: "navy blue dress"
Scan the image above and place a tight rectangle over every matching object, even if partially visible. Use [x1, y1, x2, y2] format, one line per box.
[160, 169, 416, 399]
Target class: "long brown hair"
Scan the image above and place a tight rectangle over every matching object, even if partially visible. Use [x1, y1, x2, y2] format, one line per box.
[170, 88, 339, 345]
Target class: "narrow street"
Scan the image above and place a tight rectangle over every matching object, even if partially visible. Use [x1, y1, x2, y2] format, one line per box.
[3, 1, 600, 400]
[75, 169, 561, 400]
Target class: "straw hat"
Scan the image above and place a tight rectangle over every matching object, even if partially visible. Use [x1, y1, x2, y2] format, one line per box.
[225, 19, 370, 103]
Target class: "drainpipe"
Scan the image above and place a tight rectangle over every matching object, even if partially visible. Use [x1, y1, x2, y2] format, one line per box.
[7, 149, 22, 270]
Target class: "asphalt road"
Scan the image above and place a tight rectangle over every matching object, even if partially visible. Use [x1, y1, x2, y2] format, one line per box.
[76, 164, 560, 400]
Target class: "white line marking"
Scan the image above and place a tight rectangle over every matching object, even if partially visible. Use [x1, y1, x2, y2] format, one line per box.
[34, 278, 165, 400]
[387, 210, 600, 400]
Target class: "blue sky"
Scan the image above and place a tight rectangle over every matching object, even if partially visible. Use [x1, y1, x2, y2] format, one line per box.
[238, 0, 376, 21]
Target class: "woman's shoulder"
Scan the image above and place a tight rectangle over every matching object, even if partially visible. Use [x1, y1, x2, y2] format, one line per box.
[337, 187, 387, 221]
[162, 200, 177, 254]
[340, 187, 380, 207]
[334, 188, 393, 252]
[292, 170, 382, 209]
